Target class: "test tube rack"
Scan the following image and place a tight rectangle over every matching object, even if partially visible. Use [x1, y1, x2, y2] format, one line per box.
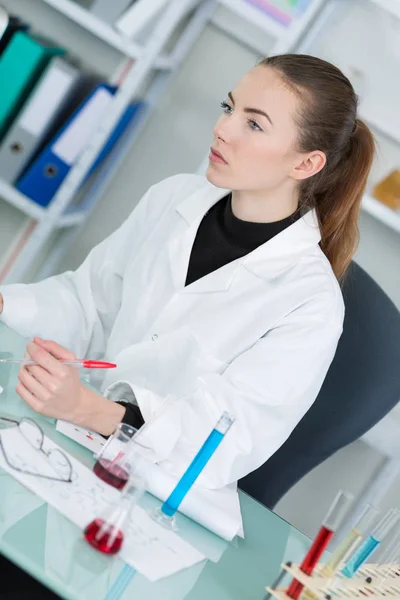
[265, 562, 400, 599]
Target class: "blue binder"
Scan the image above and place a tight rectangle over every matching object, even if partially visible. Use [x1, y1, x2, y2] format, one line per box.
[17, 83, 116, 207]
[84, 100, 145, 183]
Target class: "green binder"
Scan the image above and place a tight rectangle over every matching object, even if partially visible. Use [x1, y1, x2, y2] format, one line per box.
[0, 31, 65, 139]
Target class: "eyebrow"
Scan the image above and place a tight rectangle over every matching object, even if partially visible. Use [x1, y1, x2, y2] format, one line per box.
[228, 91, 273, 126]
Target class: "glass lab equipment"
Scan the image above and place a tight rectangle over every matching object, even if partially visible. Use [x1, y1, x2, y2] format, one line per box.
[84, 462, 147, 555]
[321, 503, 380, 577]
[286, 490, 353, 600]
[374, 522, 400, 588]
[341, 508, 400, 578]
[152, 411, 235, 531]
[93, 423, 138, 489]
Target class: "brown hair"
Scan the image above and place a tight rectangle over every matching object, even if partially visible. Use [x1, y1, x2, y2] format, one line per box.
[259, 54, 375, 280]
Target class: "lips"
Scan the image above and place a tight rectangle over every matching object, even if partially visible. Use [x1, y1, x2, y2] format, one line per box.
[210, 147, 228, 164]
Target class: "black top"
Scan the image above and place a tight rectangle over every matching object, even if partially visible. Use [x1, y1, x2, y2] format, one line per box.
[186, 194, 298, 286]
[118, 193, 298, 429]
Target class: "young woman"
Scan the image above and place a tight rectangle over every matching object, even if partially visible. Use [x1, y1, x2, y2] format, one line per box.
[0, 54, 375, 490]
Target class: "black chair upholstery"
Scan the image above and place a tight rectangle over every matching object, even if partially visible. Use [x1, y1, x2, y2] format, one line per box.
[239, 262, 400, 509]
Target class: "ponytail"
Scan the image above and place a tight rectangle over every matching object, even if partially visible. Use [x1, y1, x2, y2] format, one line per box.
[259, 55, 376, 280]
[310, 119, 375, 280]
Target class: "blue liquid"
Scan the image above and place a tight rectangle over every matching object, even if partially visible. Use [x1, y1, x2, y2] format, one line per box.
[341, 535, 380, 578]
[161, 429, 224, 517]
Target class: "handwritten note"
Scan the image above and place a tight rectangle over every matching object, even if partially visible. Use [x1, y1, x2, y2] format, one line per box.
[0, 428, 205, 581]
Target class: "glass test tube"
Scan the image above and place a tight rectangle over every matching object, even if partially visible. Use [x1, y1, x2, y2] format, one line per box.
[374, 522, 400, 588]
[286, 490, 353, 600]
[321, 504, 380, 577]
[341, 508, 400, 578]
[153, 412, 235, 529]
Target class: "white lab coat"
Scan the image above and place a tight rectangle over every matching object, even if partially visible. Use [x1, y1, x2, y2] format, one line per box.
[0, 174, 344, 490]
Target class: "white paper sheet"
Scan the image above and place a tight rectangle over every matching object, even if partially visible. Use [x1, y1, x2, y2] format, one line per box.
[0, 428, 205, 581]
[145, 463, 243, 541]
[56, 421, 243, 541]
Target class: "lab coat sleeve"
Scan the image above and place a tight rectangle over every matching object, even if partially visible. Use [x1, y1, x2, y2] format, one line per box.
[0, 181, 163, 357]
[112, 295, 343, 489]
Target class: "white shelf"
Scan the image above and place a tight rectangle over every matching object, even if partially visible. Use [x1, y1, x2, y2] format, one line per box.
[0, 179, 46, 221]
[216, 0, 285, 39]
[362, 193, 400, 233]
[58, 211, 86, 227]
[39, 0, 173, 69]
[0, 179, 85, 227]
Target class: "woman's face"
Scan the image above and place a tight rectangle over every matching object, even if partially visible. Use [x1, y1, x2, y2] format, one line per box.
[207, 66, 312, 192]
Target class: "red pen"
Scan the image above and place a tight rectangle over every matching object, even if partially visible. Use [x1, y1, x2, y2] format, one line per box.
[0, 359, 116, 369]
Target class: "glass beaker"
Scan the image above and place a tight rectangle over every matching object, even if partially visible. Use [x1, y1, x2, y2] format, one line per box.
[84, 468, 146, 555]
[93, 423, 138, 490]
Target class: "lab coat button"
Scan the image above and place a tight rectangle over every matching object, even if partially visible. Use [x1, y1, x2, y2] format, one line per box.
[151, 334, 158, 341]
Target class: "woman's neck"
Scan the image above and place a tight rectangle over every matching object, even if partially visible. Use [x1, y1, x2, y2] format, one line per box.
[231, 184, 299, 224]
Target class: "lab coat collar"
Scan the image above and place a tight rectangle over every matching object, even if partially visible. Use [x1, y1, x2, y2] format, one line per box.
[176, 180, 229, 224]
[170, 182, 321, 292]
[243, 208, 321, 277]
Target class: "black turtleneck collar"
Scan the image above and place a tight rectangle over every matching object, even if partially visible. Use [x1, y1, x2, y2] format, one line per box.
[185, 193, 299, 287]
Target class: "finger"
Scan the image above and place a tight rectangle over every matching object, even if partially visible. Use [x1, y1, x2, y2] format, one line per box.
[18, 367, 51, 401]
[21, 365, 58, 395]
[33, 338, 76, 361]
[20, 350, 32, 375]
[16, 382, 44, 414]
[26, 342, 66, 378]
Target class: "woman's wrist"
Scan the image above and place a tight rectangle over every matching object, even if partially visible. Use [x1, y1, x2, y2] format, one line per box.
[73, 385, 126, 436]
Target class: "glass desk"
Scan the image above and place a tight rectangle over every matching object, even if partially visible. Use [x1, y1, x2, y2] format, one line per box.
[0, 323, 310, 599]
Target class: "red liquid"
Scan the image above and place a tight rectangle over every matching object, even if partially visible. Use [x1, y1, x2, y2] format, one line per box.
[286, 525, 334, 599]
[84, 518, 124, 555]
[93, 458, 129, 490]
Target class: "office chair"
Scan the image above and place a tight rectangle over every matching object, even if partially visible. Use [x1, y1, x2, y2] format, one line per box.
[239, 261, 400, 509]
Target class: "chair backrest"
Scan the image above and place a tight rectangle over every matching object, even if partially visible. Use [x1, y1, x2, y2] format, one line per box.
[239, 261, 400, 508]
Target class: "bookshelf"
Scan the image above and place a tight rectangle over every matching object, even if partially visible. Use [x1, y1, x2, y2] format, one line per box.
[3, 0, 400, 283]
[39, 0, 173, 68]
[0, 0, 211, 283]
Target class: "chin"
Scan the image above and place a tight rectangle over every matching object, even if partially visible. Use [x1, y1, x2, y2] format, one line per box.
[205, 164, 232, 189]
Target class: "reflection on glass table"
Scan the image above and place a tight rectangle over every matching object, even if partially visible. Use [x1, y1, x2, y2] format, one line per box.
[0, 322, 311, 599]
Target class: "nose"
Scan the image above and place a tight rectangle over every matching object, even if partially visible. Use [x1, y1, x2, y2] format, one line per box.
[213, 115, 230, 144]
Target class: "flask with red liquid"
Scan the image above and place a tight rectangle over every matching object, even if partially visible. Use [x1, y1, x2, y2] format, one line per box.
[84, 468, 146, 555]
[286, 490, 353, 599]
[93, 423, 138, 490]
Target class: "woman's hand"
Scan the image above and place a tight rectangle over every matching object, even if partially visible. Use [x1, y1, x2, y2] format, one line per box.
[17, 337, 125, 435]
[17, 337, 84, 421]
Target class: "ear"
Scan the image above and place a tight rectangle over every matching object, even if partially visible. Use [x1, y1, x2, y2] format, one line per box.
[291, 150, 326, 181]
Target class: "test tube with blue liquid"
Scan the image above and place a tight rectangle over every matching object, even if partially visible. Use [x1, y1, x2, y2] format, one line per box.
[358, 518, 400, 593]
[320, 503, 380, 578]
[341, 508, 400, 578]
[152, 411, 235, 530]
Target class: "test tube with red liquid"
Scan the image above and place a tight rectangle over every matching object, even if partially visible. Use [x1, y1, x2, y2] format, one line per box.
[286, 490, 353, 600]
[84, 465, 147, 555]
[93, 423, 138, 490]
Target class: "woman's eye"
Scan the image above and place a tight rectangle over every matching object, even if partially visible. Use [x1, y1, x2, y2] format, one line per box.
[248, 119, 262, 132]
[220, 101, 233, 114]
